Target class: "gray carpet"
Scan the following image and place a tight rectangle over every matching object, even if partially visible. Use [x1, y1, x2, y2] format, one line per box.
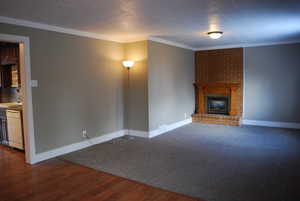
[61, 123, 300, 201]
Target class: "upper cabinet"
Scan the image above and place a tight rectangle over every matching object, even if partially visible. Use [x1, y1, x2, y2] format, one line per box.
[0, 42, 20, 88]
[0, 42, 19, 66]
[11, 65, 19, 87]
[0, 66, 13, 88]
[0, 65, 19, 88]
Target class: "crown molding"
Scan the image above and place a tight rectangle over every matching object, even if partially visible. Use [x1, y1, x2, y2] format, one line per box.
[148, 36, 195, 50]
[194, 40, 300, 51]
[2, 16, 299, 50]
[122, 38, 149, 43]
[0, 16, 123, 43]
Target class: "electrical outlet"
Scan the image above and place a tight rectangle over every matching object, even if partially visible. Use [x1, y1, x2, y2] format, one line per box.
[31, 80, 38, 87]
[82, 130, 88, 138]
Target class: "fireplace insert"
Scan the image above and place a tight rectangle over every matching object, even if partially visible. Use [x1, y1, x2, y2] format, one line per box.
[206, 95, 230, 115]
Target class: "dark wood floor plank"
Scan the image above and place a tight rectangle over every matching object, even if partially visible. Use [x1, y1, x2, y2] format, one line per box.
[0, 145, 204, 201]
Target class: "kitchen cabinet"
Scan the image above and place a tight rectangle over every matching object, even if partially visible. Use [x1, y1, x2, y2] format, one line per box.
[0, 42, 20, 88]
[11, 65, 19, 87]
[0, 108, 8, 145]
[0, 66, 12, 88]
[0, 65, 20, 88]
[6, 109, 24, 150]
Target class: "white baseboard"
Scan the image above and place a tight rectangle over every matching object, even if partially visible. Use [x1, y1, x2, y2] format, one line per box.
[149, 118, 192, 138]
[31, 130, 125, 164]
[127, 129, 149, 138]
[125, 118, 193, 139]
[31, 118, 192, 164]
[242, 120, 300, 129]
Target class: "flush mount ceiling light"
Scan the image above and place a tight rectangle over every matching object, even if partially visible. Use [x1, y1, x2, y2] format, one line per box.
[208, 31, 223, 39]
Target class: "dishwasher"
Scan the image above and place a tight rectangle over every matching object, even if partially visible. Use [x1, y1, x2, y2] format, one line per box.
[6, 109, 24, 150]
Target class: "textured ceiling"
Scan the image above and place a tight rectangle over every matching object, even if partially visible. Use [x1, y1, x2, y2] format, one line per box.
[1, 0, 300, 49]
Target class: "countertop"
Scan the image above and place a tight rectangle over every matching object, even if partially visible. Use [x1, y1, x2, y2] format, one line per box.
[0, 102, 23, 111]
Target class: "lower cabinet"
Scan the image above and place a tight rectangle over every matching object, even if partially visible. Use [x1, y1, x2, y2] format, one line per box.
[6, 110, 24, 150]
[0, 109, 8, 145]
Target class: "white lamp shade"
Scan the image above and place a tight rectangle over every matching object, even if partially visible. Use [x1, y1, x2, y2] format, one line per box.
[122, 60, 135, 68]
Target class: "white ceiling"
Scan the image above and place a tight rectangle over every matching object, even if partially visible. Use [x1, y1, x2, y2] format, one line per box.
[1, 0, 300, 49]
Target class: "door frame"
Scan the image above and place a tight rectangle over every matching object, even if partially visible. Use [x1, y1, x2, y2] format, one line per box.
[0, 33, 36, 164]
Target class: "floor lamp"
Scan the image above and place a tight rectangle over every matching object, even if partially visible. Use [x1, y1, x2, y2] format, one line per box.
[122, 60, 135, 138]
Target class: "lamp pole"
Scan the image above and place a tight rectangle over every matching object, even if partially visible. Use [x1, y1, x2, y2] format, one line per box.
[127, 66, 130, 136]
[122, 60, 135, 139]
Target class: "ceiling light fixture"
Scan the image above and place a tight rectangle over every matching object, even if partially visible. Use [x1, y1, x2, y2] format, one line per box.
[208, 31, 223, 39]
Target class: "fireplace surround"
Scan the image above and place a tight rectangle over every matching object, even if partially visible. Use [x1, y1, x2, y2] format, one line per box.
[192, 48, 243, 126]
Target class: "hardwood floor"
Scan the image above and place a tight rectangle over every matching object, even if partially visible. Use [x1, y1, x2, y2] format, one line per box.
[0, 146, 203, 201]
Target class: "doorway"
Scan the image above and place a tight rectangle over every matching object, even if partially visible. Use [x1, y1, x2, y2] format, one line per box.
[0, 33, 35, 164]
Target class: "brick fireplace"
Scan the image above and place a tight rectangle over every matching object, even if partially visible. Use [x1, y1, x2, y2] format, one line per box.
[192, 48, 243, 126]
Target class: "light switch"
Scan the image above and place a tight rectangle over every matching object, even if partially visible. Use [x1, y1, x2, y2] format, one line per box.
[31, 80, 38, 87]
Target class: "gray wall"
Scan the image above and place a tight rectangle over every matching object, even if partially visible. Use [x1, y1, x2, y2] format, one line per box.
[244, 43, 300, 123]
[124, 41, 149, 131]
[5, 20, 298, 154]
[148, 41, 194, 131]
[0, 23, 124, 153]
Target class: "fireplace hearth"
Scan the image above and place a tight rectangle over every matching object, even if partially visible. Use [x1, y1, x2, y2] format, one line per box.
[206, 95, 229, 115]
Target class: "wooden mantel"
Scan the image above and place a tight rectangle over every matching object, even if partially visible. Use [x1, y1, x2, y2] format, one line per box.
[193, 48, 243, 126]
[194, 82, 240, 89]
[194, 82, 240, 116]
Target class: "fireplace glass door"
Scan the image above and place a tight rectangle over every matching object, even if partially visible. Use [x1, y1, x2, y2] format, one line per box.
[206, 95, 229, 115]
